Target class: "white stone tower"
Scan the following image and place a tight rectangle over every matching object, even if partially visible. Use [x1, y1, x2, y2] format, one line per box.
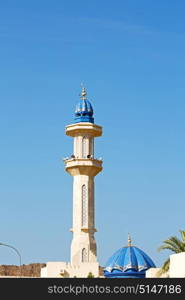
[65, 87, 103, 267]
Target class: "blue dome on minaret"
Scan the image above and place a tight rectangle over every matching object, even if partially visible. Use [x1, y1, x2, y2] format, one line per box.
[104, 235, 156, 278]
[74, 87, 94, 123]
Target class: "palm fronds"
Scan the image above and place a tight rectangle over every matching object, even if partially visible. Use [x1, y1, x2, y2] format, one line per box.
[157, 230, 185, 276]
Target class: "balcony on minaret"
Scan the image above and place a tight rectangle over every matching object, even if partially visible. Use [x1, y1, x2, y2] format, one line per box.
[65, 123, 102, 138]
[64, 156, 103, 176]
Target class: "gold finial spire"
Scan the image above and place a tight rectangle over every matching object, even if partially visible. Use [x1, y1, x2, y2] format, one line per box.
[128, 233, 132, 247]
[80, 85, 87, 100]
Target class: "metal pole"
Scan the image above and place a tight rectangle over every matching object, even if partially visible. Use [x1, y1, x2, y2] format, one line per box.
[0, 243, 22, 277]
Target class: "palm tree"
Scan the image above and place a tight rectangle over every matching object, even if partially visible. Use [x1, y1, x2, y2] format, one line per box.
[157, 230, 185, 276]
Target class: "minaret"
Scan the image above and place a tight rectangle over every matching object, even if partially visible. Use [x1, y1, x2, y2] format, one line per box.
[64, 87, 102, 266]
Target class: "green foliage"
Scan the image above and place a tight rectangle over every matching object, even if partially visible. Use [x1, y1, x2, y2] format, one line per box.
[157, 230, 185, 276]
[87, 272, 94, 278]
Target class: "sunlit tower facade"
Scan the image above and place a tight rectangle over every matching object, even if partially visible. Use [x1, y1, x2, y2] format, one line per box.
[65, 87, 103, 266]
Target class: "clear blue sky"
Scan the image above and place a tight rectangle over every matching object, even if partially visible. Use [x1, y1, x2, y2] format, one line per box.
[0, 0, 185, 268]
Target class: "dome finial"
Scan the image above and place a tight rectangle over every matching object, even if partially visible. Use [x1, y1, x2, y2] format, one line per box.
[80, 83, 87, 100]
[128, 233, 132, 247]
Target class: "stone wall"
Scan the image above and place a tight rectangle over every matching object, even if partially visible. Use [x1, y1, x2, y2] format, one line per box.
[0, 263, 46, 277]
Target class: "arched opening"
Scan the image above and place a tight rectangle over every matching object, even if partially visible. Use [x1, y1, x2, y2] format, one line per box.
[89, 138, 94, 157]
[82, 184, 87, 227]
[82, 136, 87, 158]
[82, 248, 87, 262]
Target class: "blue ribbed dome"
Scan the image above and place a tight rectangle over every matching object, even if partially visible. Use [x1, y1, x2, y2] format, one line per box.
[74, 87, 94, 123]
[104, 240, 156, 278]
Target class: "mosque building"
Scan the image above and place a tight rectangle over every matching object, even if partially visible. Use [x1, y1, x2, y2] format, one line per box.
[41, 87, 156, 278]
[104, 234, 155, 278]
[41, 87, 102, 277]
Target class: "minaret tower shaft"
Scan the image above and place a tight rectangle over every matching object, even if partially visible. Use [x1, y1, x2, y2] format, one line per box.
[64, 88, 102, 266]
